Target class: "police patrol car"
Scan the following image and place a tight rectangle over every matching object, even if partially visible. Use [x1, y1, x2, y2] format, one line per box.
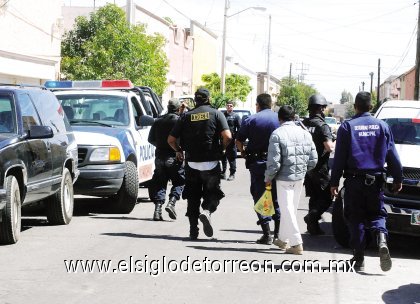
[45, 80, 161, 214]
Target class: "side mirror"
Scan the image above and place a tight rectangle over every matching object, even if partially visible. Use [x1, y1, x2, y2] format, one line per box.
[27, 125, 54, 139]
[138, 115, 155, 127]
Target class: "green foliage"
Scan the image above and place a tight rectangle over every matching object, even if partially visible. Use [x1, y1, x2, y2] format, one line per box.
[201, 72, 252, 108]
[276, 77, 317, 117]
[61, 4, 169, 95]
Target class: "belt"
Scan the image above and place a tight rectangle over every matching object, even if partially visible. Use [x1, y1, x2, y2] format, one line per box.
[246, 151, 268, 158]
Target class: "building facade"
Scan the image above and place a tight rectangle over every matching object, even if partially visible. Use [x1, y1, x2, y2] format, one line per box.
[0, 0, 62, 84]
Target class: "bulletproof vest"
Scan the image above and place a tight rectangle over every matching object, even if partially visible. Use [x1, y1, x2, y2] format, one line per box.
[181, 105, 223, 162]
[303, 114, 330, 170]
[154, 113, 179, 157]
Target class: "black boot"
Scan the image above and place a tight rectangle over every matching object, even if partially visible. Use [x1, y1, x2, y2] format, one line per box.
[349, 250, 365, 272]
[165, 197, 177, 220]
[256, 223, 272, 245]
[304, 210, 324, 235]
[377, 232, 392, 271]
[189, 217, 199, 240]
[153, 201, 163, 221]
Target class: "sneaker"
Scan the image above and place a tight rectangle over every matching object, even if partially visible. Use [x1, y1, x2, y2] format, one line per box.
[379, 244, 392, 272]
[199, 210, 213, 237]
[285, 244, 303, 255]
[256, 234, 273, 245]
[227, 174, 235, 181]
[273, 238, 288, 250]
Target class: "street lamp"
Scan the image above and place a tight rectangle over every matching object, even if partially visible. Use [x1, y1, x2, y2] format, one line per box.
[220, 0, 266, 94]
[369, 72, 374, 95]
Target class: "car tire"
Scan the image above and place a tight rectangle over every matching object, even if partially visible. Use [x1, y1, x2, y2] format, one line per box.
[0, 175, 21, 244]
[46, 168, 74, 225]
[332, 188, 350, 248]
[112, 161, 138, 214]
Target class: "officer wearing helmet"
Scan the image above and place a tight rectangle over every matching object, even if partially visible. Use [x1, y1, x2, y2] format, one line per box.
[302, 94, 335, 235]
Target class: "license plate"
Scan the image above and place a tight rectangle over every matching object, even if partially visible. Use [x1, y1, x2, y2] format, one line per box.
[411, 211, 420, 226]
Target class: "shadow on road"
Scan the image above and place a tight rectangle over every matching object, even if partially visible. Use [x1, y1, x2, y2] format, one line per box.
[382, 284, 420, 304]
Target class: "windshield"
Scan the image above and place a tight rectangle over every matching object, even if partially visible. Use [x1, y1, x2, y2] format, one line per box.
[220, 109, 252, 120]
[56, 94, 129, 126]
[325, 117, 337, 124]
[383, 118, 420, 145]
[0, 95, 16, 133]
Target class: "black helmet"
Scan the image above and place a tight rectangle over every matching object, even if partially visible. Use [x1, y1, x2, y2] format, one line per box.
[308, 94, 327, 106]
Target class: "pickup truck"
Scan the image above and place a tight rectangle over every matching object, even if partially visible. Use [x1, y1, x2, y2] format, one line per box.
[45, 80, 162, 214]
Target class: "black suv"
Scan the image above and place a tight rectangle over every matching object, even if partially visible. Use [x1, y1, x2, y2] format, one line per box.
[0, 84, 79, 245]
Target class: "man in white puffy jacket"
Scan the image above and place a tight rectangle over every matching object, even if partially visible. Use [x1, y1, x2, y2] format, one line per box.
[265, 105, 318, 255]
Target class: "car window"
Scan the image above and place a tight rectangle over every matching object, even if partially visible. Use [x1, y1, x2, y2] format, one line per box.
[30, 90, 67, 133]
[219, 109, 252, 120]
[325, 117, 337, 124]
[0, 95, 16, 133]
[17, 93, 41, 132]
[383, 118, 420, 145]
[57, 94, 129, 126]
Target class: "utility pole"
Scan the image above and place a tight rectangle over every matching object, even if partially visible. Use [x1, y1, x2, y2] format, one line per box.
[126, 0, 135, 26]
[289, 63, 292, 84]
[377, 58, 381, 106]
[415, 0, 420, 100]
[361, 81, 365, 91]
[266, 14, 271, 93]
[369, 72, 374, 95]
[296, 62, 308, 82]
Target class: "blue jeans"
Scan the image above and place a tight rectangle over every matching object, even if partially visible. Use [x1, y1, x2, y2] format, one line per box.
[183, 163, 224, 220]
[151, 156, 185, 203]
[343, 176, 387, 251]
[249, 161, 280, 225]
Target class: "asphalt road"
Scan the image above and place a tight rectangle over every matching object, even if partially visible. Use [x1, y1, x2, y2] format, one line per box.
[0, 159, 419, 304]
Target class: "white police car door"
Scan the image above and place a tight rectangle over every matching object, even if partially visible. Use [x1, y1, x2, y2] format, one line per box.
[129, 95, 155, 183]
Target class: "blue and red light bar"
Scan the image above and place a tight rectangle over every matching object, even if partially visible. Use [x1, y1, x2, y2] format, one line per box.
[44, 80, 134, 89]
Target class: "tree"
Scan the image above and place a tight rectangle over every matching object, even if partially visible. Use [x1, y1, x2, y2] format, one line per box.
[277, 77, 317, 117]
[201, 72, 252, 108]
[61, 4, 169, 95]
[345, 102, 355, 118]
[340, 90, 353, 104]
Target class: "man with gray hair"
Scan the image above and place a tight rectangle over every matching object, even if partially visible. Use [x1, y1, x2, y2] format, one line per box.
[148, 98, 185, 221]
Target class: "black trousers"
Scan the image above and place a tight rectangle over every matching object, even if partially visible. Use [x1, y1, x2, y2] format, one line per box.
[183, 163, 224, 220]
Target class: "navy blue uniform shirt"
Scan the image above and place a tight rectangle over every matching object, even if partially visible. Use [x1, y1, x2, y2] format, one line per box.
[330, 112, 402, 187]
[236, 108, 280, 153]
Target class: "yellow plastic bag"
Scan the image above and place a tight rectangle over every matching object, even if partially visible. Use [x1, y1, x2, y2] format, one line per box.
[254, 185, 274, 216]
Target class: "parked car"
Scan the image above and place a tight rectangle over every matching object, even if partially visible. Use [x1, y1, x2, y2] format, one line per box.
[332, 100, 420, 248]
[0, 84, 79, 244]
[219, 107, 254, 156]
[45, 80, 160, 214]
[325, 116, 339, 134]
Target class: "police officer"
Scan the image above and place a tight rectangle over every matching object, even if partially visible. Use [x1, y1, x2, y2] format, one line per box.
[221, 101, 241, 181]
[168, 88, 232, 240]
[303, 94, 335, 235]
[330, 91, 402, 272]
[148, 98, 185, 221]
[236, 93, 281, 245]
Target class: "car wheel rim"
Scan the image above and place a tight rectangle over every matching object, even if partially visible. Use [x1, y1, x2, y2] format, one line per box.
[13, 188, 20, 229]
[63, 182, 71, 214]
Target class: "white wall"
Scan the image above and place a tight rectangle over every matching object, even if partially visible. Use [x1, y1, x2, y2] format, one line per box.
[0, 0, 62, 84]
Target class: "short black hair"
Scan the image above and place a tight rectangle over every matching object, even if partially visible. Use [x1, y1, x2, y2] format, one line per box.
[355, 91, 372, 112]
[256, 93, 272, 109]
[278, 105, 295, 121]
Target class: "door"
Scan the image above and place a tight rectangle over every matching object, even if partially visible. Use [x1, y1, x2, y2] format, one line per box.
[17, 93, 53, 202]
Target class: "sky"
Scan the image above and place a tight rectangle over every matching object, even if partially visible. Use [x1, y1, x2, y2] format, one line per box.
[63, 0, 419, 103]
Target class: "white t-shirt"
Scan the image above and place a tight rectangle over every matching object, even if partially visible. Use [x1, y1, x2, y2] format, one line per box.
[188, 161, 218, 171]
